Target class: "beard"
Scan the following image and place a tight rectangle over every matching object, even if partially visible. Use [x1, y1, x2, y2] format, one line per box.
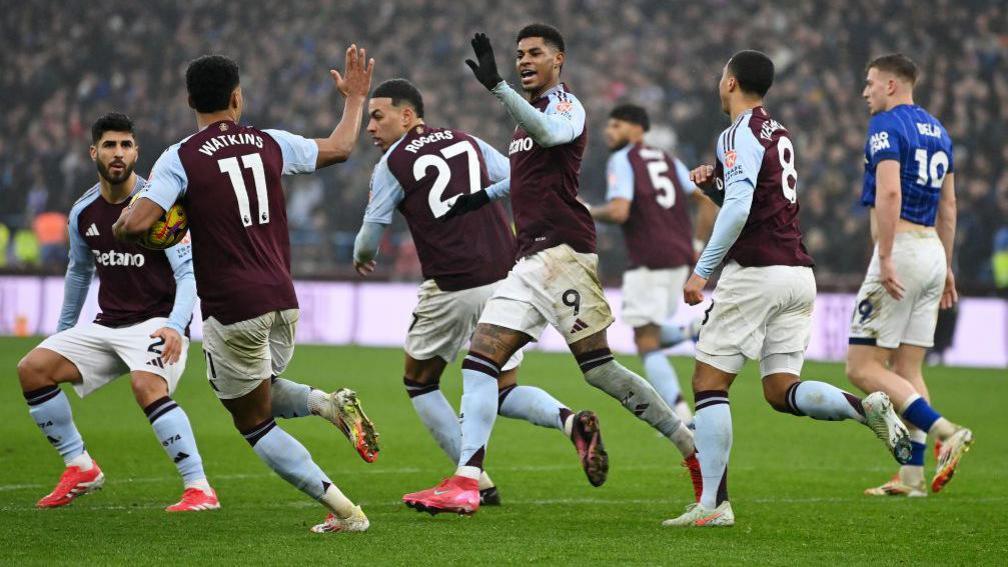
[96, 159, 135, 185]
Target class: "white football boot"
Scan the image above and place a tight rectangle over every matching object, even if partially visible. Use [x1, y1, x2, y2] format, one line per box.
[932, 427, 974, 493]
[310, 505, 370, 534]
[864, 474, 927, 497]
[662, 501, 735, 527]
[862, 392, 912, 464]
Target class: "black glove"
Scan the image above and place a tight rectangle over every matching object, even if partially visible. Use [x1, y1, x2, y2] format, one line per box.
[443, 190, 491, 220]
[465, 32, 502, 91]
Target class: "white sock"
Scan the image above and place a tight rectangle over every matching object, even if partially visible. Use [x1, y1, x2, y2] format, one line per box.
[581, 356, 692, 457]
[478, 471, 495, 490]
[694, 390, 732, 509]
[67, 451, 94, 471]
[184, 478, 213, 495]
[408, 385, 462, 462]
[307, 389, 330, 416]
[320, 483, 357, 519]
[497, 385, 566, 430]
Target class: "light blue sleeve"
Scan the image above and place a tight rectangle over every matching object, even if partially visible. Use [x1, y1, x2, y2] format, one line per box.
[57, 209, 95, 331]
[164, 236, 196, 335]
[672, 157, 698, 195]
[263, 129, 320, 175]
[362, 159, 405, 225]
[693, 178, 755, 279]
[490, 82, 586, 147]
[723, 125, 766, 189]
[143, 145, 188, 212]
[472, 135, 510, 201]
[605, 149, 634, 201]
[353, 221, 387, 264]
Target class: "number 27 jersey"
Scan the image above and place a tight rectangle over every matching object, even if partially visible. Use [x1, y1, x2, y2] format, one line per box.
[143, 120, 319, 324]
[712, 106, 813, 268]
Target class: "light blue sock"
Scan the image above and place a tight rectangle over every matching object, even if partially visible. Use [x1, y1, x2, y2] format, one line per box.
[407, 381, 462, 462]
[145, 397, 206, 484]
[498, 385, 567, 430]
[270, 377, 311, 418]
[457, 353, 501, 471]
[642, 351, 684, 410]
[659, 324, 688, 347]
[694, 390, 732, 509]
[785, 381, 866, 422]
[25, 386, 85, 465]
[244, 419, 331, 499]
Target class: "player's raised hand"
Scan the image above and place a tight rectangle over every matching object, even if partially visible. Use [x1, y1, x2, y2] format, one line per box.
[689, 165, 716, 191]
[331, 44, 374, 99]
[354, 259, 376, 277]
[879, 256, 905, 301]
[151, 327, 183, 365]
[465, 32, 503, 90]
[683, 273, 707, 306]
[940, 270, 958, 309]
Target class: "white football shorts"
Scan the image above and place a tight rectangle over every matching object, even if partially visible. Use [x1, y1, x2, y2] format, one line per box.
[201, 309, 298, 400]
[620, 265, 690, 328]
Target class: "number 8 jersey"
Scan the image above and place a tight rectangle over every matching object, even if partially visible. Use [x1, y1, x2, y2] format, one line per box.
[364, 125, 517, 291]
[143, 120, 318, 324]
[712, 106, 814, 268]
[861, 104, 954, 226]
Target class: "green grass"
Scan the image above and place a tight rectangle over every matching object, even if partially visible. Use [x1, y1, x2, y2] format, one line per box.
[0, 337, 1005, 565]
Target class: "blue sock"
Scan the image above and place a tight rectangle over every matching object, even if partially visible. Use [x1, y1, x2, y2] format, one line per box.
[497, 384, 568, 430]
[457, 353, 501, 473]
[144, 397, 206, 484]
[659, 324, 687, 348]
[270, 377, 311, 418]
[901, 395, 941, 432]
[243, 419, 331, 499]
[909, 441, 926, 466]
[24, 386, 85, 465]
[642, 351, 683, 410]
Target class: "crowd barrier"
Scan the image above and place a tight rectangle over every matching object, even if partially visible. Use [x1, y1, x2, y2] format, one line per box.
[1, 276, 1004, 368]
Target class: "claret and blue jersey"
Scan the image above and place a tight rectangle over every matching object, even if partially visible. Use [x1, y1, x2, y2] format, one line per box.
[861, 104, 954, 226]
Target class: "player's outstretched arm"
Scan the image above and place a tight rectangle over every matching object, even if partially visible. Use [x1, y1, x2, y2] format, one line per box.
[466, 33, 582, 148]
[936, 172, 958, 308]
[874, 159, 905, 300]
[314, 44, 375, 169]
[57, 216, 96, 331]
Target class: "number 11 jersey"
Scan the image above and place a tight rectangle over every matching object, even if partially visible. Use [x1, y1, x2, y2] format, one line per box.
[712, 106, 814, 268]
[143, 120, 318, 324]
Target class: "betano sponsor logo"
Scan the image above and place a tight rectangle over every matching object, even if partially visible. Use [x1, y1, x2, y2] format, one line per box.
[91, 249, 146, 267]
[509, 137, 534, 155]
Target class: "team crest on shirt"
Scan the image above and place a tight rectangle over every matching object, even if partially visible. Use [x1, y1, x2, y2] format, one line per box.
[219, 123, 229, 132]
[724, 149, 737, 169]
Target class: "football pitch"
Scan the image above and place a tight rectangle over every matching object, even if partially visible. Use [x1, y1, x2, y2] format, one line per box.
[0, 337, 1004, 565]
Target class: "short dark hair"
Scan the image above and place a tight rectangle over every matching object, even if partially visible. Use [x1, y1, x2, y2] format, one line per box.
[867, 53, 918, 85]
[516, 23, 565, 53]
[186, 55, 240, 113]
[609, 104, 650, 131]
[373, 79, 425, 118]
[727, 50, 775, 98]
[91, 112, 135, 144]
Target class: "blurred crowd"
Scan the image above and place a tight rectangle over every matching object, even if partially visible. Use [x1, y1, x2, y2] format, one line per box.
[2, 0, 1006, 291]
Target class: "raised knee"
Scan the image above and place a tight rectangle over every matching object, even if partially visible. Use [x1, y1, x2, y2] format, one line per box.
[17, 352, 51, 389]
[130, 374, 167, 402]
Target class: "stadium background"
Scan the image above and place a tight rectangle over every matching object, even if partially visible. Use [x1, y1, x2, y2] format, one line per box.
[1, 0, 1007, 293]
